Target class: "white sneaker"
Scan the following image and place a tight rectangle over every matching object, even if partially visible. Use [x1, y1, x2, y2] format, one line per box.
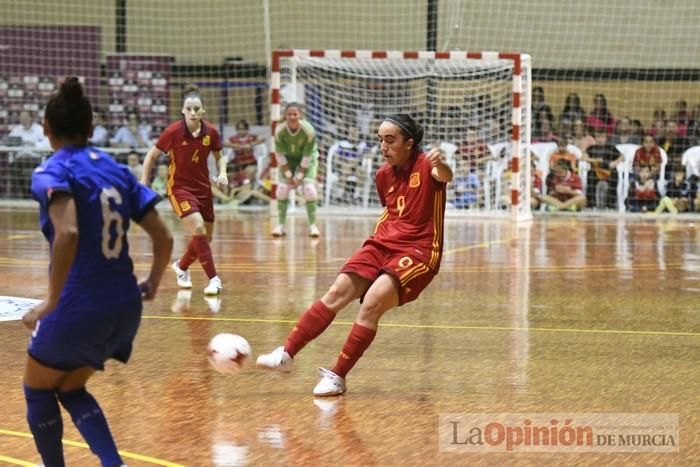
[313, 367, 346, 397]
[256, 346, 293, 372]
[171, 260, 192, 289]
[204, 276, 222, 295]
[271, 224, 286, 237]
[308, 224, 321, 238]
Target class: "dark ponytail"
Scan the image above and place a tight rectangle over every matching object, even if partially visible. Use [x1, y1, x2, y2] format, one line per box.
[44, 77, 92, 142]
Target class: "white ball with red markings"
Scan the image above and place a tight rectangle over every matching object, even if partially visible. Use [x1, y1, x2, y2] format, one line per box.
[207, 333, 251, 374]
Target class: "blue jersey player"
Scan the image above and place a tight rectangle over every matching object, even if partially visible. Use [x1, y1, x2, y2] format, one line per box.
[21, 77, 173, 467]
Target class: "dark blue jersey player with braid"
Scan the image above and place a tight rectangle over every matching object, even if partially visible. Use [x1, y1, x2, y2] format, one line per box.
[22, 77, 173, 467]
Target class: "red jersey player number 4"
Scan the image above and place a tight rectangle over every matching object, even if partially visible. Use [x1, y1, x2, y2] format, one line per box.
[256, 114, 453, 397]
[141, 84, 228, 296]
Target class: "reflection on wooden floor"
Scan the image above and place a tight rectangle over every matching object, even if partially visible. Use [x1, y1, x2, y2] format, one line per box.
[1, 208, 699, 466]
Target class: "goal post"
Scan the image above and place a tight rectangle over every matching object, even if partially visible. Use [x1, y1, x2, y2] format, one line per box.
[270, 49, 532, 222]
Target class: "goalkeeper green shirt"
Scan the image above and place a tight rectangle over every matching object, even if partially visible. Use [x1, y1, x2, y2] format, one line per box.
[274, 119, 319, 173]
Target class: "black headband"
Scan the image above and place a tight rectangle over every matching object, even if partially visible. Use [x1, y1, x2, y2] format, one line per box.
[384, 116, 422, 145]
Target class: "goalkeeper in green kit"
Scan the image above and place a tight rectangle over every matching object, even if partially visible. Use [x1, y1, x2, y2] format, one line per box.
[272, 102, 321, 237]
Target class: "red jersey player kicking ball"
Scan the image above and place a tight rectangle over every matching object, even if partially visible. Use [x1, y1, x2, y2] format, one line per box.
[257, 114, 453, 396]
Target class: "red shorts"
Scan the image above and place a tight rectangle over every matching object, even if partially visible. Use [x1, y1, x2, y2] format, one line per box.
[168, 189, 214, 222]
[340, 242, 436, 305]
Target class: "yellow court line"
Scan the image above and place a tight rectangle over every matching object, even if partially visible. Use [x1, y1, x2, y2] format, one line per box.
[141, 315, 700, 338]
[0, 429, 185, 467]
[443, 236, 515, 255]
[6, 234, 37, 241]
[0, 454, 35, 466]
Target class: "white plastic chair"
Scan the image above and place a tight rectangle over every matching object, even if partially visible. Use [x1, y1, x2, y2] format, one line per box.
[530, 142, 557, 197]
[615, 144, 639, 212]
[682, 145, 700, 178]
[479, 142, 510, 209]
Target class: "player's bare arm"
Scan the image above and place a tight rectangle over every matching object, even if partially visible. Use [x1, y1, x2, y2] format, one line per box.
[136, 209, 173, 301]
[213, 150, 228, 187]
[23, 193, 78, 330]
[426, 147, 453, 183]
[141, 145, 162, 185]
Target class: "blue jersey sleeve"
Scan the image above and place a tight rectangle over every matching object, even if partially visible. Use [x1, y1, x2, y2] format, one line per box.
[123, 166, 160, 222]
[31, 160, 74, 209]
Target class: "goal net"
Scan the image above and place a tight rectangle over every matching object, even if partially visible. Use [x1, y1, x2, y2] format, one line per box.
[271, 50, 532, 221]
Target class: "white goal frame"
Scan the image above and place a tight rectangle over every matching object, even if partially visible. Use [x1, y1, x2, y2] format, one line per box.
[269, 49, 532, 223]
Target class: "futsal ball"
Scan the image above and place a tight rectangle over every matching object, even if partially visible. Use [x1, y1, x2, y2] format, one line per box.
[207, 333, 251, 374]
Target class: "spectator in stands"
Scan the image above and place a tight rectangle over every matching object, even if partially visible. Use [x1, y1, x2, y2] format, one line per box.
[648, 108, 666, 138]
[451, 160, 480, 209]
[672, 99, 690, 137]
[532, 86, 554, 140]
[549, 136, 578, 172]
[631, 119, 646, 141]
[558, 93, 586, 136]
[88, 107, 109, 147]
[627, 165, 658, 213]
[533, 117, 556, 143]
[609, 116, 640, 145]
[658, 120, 689, 178]
[583, 127, 624, 209]
[8, 110, 44, 146]
[655, 168, 691, 213]
[586, 93, 616, 135]
[458, 127, 492, 171]
[539, 159, 587, 212]
[126, 151, 144, 180]
[571, 118, 595, 153]
[8, 110, 47, 197]
[224, 119, 262, 191]
[686, 104, 700, 145]
[111, 110, 150, 149]
[150, 163, 168, 197]
[632, 135, 663, 180]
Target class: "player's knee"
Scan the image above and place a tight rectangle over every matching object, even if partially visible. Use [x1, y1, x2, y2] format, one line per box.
[303, 182, 317, 201]
[356, 300, 383, 327]
[276, 183, 290, 200]
[322, 279, 354, 310]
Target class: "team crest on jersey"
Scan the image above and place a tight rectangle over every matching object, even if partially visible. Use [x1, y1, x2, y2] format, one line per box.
[409, 172, 421, 188]
[180, 200, 191, 212]
[203, 135, 210, 146]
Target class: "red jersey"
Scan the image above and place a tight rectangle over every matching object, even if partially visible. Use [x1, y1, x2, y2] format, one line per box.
[370, 152, 447, 273]
[228, 134, 258, 166]
[633, 147, 662, 170]
[156, 120, 222, 196]
[547, 171, 583, 202]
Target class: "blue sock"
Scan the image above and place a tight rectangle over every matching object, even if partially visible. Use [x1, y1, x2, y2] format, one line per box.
[58, 387, 123, 467]
[24, 385, 65, 467]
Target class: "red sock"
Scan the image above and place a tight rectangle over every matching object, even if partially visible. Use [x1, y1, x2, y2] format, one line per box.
[178, 239, 198, 270]
[331, 323, 376, 378]
[191, 235, 217, 279]
[284, 300, 336, 357]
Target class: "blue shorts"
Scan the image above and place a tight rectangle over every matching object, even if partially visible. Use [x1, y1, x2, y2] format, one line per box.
[28, 279, 142, 371]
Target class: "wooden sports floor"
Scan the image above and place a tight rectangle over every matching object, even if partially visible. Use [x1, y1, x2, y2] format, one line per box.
[0, 207, 698, 466]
